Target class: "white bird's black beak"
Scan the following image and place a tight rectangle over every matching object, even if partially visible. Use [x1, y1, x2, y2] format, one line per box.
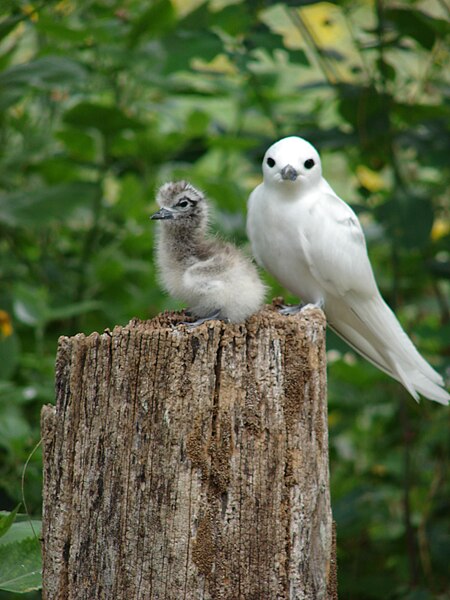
[281, 165, 298, 181]
[151, 208, 174, 220]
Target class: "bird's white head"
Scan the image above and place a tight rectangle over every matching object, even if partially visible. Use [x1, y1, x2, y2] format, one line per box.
[262, 136, 322, 192]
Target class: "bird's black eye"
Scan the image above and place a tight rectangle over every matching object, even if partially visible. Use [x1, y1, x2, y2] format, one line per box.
[266, 157, 275, 168]
[177, 196, 192, 208]
[304, 159, 315, 169]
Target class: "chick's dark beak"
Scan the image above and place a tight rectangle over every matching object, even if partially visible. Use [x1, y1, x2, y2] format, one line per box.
[151, 207, 174, 220]
[281, 165, 298, 181]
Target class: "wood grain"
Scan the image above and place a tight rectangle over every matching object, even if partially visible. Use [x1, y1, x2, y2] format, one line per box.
[42, 306, 336, 599]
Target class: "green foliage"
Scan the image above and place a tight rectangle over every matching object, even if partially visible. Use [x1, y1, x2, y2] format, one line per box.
[0, 509, 41, 593]
[0, 0, 449, 598]
[0, 506, 20, 538]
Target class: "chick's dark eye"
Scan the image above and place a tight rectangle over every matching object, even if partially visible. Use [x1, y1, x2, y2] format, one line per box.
[178, 199, 189, 208]
[266, 157, 275, 168]
[304, 159, 315, 169]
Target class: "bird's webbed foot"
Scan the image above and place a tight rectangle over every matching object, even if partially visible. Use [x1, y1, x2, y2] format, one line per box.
[279, 300, 324, 315]
[181, 309, 227, 327]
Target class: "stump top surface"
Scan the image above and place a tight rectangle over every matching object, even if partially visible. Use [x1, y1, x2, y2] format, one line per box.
[63, 303, 326, 346]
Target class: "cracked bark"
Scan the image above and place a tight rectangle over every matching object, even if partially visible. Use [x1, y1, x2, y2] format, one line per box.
[41, 306, 337, 599]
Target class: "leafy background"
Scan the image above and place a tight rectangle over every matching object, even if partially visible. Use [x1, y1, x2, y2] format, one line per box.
[0, 0, 449, 598]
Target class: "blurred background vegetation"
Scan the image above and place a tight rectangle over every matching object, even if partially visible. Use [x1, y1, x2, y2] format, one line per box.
[0, 0, 449, 598]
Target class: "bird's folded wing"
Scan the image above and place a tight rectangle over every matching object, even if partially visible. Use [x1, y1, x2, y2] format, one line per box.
[301, 192, 378, 298]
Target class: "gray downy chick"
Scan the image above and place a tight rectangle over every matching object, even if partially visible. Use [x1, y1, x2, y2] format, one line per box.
[151, 180, 266, 324]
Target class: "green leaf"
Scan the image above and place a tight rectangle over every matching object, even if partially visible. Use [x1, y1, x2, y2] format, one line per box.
[162, 29, 223, 73]
[393, 102, 450, 125]
[0, 55, 87, 88]
[45, 300, 102, 322]
[428, 258, 450, 279]
[0, 506, 20, 539]
[244, 21, 306, 63]
[375, 193, 434, 249]
[63, 102, 144, 135]
[385, 8, 449, 50]
[0, 519, 41, 546]
[0, 14, 24, 41]
[12, 284, 101, 327]
[0, 182, 101, 227]
[185, 110, 210, 137]
[172, 1, 211, 31]
[56, 127, 98, 162]
[128, 0, 176, 44]
[0, 382, 40, 406]
[0, 331, 20, 379]
[0, 535, 42, 592]
[0, 87, 23, 110]
[12, 285, 49, 327]
[31, 156, 85, 185]
[35, 17, 92, 44]
[337, 84, 391, 160]
[210, 3, 252, 37]
[287, 49, 309, 66]
[0, 402, 31, 452]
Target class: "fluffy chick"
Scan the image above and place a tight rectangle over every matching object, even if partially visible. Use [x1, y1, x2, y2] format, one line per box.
[151, 181, 266, 324]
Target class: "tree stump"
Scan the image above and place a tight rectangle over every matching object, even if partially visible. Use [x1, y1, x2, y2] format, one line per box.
[41, 306, 336, 599]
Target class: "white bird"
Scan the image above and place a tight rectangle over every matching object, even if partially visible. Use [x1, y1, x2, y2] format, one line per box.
[152, 180, 266, 324]
[247, 136, 449, 405]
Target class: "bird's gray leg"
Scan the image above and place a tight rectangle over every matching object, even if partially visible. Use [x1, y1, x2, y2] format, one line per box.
[279, 299, 324, 315]
[181, 309, 227, 327]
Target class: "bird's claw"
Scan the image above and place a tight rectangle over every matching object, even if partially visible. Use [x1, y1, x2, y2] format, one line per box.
[180, 309, 225, 327]
[279, 303, 303, 315]
[279, 301, 323, 315]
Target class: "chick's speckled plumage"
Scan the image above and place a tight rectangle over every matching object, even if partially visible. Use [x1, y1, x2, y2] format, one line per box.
[152, 181, 266, 323]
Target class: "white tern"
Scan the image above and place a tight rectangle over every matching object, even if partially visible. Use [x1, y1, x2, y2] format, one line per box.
[152, 180, 266, 324]
[247, 136, 449, 404]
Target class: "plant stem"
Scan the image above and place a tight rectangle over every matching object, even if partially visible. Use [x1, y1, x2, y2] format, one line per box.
[69, 182, 103, 331]
[431, 280, 450, 325]
[400, 399, 420, 588]
[376, 1, 421, 587]
[288, 8, 338, 86]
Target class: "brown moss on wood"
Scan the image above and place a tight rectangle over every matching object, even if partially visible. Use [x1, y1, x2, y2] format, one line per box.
[192, 510, 215, 577]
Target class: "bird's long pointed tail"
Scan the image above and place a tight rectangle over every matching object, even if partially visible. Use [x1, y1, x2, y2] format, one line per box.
[326, 295, 449, 405]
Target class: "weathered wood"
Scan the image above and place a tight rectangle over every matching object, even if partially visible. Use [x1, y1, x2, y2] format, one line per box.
[42, 306, 336, 599]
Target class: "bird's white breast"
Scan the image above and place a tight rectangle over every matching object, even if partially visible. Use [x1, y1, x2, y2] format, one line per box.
[247, 183, 325, 305]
